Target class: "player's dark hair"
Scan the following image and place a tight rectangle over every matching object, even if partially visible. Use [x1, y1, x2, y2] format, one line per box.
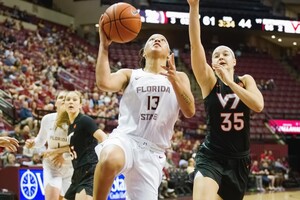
[139, 48, 145, 68]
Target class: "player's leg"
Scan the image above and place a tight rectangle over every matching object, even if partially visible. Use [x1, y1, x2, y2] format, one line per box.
[94, 142, 126, 200]
[218, 157, 250, 200]
[45, 184, 61, 200]
[124, 147, 166, 199]
[75, 189, 92, 200]
[61, 165, 73, 200]
[43, 163, 62, 200]
[193, 173, 220, 200]
[193, 147, 223, 200]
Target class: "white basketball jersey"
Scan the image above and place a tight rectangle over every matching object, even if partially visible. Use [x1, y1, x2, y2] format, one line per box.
[34, 113, 70, 149]
[112, 69, 180, 149]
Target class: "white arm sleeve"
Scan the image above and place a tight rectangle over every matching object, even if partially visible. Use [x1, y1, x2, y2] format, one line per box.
[34, 113, 55, 148]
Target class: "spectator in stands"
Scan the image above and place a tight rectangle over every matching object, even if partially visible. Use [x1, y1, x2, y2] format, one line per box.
[165, 150, 178, 169]
[186, 157, 195, 174]
[19, 123, 31, 141]
[260, 160, 276, 190]
[3, 48, 17, 67]
[89, 92, 103, 109]
[163, 150, 179, 195]
[260, 149, 268, 161]
[196, 123, 207, 135]
[170, 161, 191, 196]
[188, 0, 264, 200]
[250, 160, 265, 192]
[19, 100, 34, 128]
[10, 123, 30, 144]
[273, 158, 286, 191]
[266, 150, 275, 163]
[172, 128, 184, 152]
[81, 98, 94, 116]
[159, 167, 177, 199]
[179, 138, 193, 160]
[0, 110, 7, 134]
[257, 79, 276, 91]
[265, 79, 276, 90]
[22, 152, 43, 166]
[4, 152, 20, 167]
[172, 47, 179, 63]
[191, 140, 201, 155]
[280, 156, 290, 171]
[32, 92, 45, 109]
[257, 79, 267, 91]
[235, 49, 242, 57]
[93, 17, 195, 200]
[183, 43, 190, 53]
[25, 90, 73, 200]
[179, 159, 188, 169]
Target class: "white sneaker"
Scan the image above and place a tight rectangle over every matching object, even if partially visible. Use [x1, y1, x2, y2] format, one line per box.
[167, 188, 175, 193]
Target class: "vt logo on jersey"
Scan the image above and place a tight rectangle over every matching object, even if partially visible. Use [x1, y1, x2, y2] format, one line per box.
[217, 93, 240, 109]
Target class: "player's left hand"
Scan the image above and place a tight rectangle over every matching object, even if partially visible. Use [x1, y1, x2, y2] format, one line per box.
[160, 53, 179, 84]
[212, 63, 232, 85]
[187, 0, 200, 7]
[51, 154, 64, 168]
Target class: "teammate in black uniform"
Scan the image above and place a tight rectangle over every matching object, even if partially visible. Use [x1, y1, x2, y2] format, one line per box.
[63, 91, 107, 200]
[188, 0, 264, 200]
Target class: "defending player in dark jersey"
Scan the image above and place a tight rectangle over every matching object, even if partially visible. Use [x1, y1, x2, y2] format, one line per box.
[63, 91, 107, 200]
[187, 0, 264, 199]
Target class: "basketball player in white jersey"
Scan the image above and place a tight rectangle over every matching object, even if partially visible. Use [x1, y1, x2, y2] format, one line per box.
[25, 91, 73, 200]
[93, 15, 195, 200]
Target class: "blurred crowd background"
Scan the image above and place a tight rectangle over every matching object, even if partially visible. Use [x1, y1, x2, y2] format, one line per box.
[1, 0, 300, 198]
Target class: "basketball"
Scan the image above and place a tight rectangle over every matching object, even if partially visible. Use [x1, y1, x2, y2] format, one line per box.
[101, 2, 142, 43]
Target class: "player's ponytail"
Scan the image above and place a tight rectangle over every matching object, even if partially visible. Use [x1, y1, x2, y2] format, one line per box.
[55, 110, 69, 131]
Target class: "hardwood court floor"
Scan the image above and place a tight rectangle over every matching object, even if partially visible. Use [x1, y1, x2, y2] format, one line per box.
[244, 190, 300, 200]
[167, 189, 300, 200]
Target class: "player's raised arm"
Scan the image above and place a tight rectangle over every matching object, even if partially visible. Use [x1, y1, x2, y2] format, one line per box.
[188, 0, 216, 98]
[96, 15, 131, 93]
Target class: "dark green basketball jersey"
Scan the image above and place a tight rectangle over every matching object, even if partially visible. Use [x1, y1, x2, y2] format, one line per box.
[203, 75, 251, 157]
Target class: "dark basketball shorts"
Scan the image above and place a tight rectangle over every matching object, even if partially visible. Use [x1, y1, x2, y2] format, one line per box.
[64, 164, 96, 200]
[194, 146, 251, 200]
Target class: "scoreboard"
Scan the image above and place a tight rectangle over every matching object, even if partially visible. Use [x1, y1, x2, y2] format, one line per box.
[139, 9, 300, 35]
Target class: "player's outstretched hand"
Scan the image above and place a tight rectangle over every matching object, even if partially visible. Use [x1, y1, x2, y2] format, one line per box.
[25, 138, 35, 149]
[0, 136, 19, 152]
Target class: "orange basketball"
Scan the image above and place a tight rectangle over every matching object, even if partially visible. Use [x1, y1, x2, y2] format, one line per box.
[101, 2, 142, 43]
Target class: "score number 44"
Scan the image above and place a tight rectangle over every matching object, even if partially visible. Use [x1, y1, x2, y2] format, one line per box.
[238, 19, 252, 29]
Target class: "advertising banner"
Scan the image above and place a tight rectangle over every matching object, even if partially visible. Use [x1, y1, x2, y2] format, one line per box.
[269, 119, 300, 134]
[19, 168, 126, 200]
